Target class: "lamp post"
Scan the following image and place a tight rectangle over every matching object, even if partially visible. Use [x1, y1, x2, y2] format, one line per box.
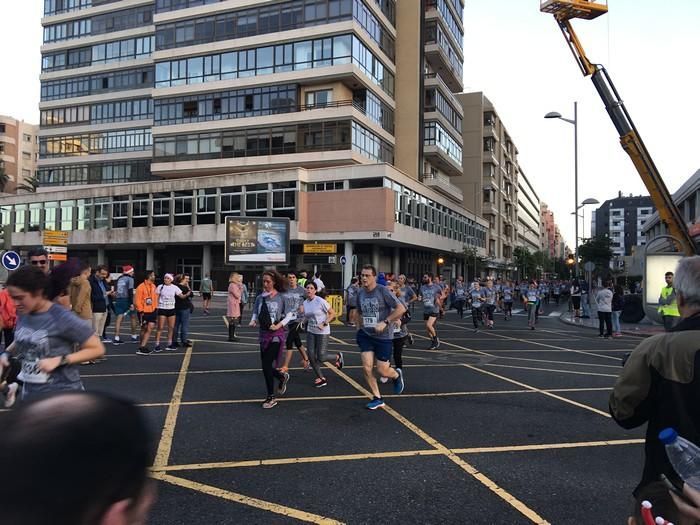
[571, 197, 600, 242]
[545, 102, 579, 275]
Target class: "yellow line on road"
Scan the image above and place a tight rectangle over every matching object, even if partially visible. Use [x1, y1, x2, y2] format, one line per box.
[480, 362, 619, 378]
[151, 472, 344, 524]
[452, 438, 644, 455]
[153, 343, 194, 468]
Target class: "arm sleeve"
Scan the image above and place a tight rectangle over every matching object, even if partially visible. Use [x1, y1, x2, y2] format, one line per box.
[609, 338, 656, 429]
[251, 295, 262, 322]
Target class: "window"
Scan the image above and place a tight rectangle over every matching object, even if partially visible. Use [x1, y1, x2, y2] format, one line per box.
[245, 184, 268, 217]
[132, 194, 149, 227]
[60, 200, 75, 230]
[112, 196, 128, 228]
[174, 191, 193, 225]
[272, 181, 296, 219]
[196, 188, 216, 225]
[220, 185, 242, 223]
[93, 197, 109, 229]
[152, 192, 170, 227]
[22, 151, 32, 160]
[305, 89, 332, 108]
[24, 134, 32, 142]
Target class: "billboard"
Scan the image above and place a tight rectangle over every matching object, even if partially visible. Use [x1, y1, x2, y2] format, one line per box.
[225, 217, 290, 265]
[643, 253, 684, 323]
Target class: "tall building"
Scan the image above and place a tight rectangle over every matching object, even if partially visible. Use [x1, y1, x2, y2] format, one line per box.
[643, 169, 700, 246]
[25, 0, 486, 286]
[0, 116, 38, 194]
[517, 169, 541, 254]
[593, 192, 654, 257]
[540, 202, 558, 258]
[458, 91, 519, 274]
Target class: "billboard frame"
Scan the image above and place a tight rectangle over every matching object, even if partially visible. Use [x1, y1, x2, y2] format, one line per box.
[224, 217, 291, 266]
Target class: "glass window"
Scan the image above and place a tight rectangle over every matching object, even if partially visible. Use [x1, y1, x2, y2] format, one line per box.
[44, 201, 59, 231]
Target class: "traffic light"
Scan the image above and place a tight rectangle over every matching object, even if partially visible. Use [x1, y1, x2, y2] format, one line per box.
[0, 224, 10, 250]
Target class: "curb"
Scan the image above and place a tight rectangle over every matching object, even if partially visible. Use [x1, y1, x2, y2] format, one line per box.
[557, 312, 659, 338]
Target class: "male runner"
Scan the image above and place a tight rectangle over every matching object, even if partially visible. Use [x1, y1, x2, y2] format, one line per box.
[397, 274, 418, 344]
[418, 273, 442, 349]
[281, 271, 310, 372]
[113, 265, 138, 345]
[452, 276, 467, 318]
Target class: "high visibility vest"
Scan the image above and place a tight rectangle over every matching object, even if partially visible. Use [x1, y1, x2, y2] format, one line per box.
[658, 285, 680, 317]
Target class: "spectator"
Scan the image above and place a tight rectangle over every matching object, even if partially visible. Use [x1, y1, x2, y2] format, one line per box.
[69, 260, 93, 321]
[612, 284, 625, 337]
[610, 256, 700, 498]
[27, 247, 49, 275]
[595, 280, 613, 338]
[658, 271, 681, 331]
[89, 265, 111, 343]
[199, 273, 213, 315]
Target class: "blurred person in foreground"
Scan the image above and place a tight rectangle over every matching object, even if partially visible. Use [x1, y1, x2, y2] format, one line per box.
[0, 391, 155, 525]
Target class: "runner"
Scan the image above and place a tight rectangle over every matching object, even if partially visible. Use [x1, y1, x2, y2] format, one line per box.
[522, 281, 541, 330]
[345, 277, 359, 326]
[452, 276, 467, 319]
[502, 280, 514, 320]
[299, 280, 342, 388]
[397, 274, 418, 344]
[199, 273, 213, 315]
[3, 266, 104, 401]
[135, 270, 158, 355]
[173, 274, 194, 348]
[483, 280, 497, 329]
[281, 271, 310, 373]
[434, 275, 448, 319]
[351, 265, 405, 410]
[494, 278, 504, 313]
[469, 282, 484, 332]
[154, 273, 184, 352]
[418, 273, 442, 349]
[226, 272, 242, 342]
[387, 281, 409, 379]
[113, 265, 137, 345]
[249, 270, 294, 409]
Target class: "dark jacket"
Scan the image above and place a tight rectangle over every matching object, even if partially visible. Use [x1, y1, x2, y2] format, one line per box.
[612, 292, 624, 312]
[89, 274, 108, 313]
[609, 312, 700, 496]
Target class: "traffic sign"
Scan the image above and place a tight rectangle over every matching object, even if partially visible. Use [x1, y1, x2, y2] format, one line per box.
[1, 251, 21, 271]
[340, 255, 347, 265]
[43, 230, 68, 246]
[303, 243, 336, 254]
[48, 253, 67, 262]
[584, 261, 595, 272]
[44, 245, 68, 253]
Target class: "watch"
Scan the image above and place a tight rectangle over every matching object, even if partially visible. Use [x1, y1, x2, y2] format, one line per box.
[58, 355, 70, 368]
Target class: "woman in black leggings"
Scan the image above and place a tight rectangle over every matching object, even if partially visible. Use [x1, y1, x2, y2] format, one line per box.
[249, 270, 293, 409]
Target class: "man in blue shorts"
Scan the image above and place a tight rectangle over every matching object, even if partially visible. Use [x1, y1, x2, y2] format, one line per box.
[352, 265, 406, 410]
[113, 265, 137, 345]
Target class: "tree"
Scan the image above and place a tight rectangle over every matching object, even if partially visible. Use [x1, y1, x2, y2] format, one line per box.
[0, 166, 8, 193]
[17, 174, 39, 193]
[578, 236, 614, 270]
[462, 245, 489, 280]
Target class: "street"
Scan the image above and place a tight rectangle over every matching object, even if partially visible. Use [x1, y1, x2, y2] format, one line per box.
[81, 304, 645, 524]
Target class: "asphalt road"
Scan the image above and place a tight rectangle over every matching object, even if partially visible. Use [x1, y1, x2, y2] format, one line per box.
[80, 303, 645, 524]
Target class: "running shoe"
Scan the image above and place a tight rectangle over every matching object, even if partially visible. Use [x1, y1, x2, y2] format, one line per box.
[4, 382, 18, 408]
[428, 340, 437, 350]
[101, 337, 112, 344]
[434, 337, 440, 349]
[136, 347, 152, 356]
[366, 397, 385, 410]
[314, 378, 328, 388]
[112, 337, 122, 346]
[131, 335, 139, 343]
[407, 334, 414, 346]
[166, 343, 178, 351]
[393, 368, 405, 395]
[379, 375, 389, 384]
[262, 396, 277, 409]
[154, 344, 163, 353]
[277, 372, 290, 396]
[335, 352, 344, 369]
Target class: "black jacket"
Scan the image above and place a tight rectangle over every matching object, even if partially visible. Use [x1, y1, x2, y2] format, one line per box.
[89, 275, 108, 313]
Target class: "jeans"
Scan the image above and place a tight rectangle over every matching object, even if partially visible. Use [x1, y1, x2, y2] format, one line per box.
[582, 295, 591, 317]
[662, 315, 678, 332]
[174, 308, 191, 344]
[612, 310, 621, 333]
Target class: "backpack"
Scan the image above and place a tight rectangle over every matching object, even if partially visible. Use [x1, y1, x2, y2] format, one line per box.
[258, 297, 272, 330]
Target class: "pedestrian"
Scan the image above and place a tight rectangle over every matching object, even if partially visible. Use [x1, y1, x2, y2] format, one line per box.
[200, 272, 213, 315]
[483, 280, 497, 329]
[418, 273, 442, 349]
[154, 273, 184, 351]
[299, 280, 342, 388]
[27, 247, 50, 275]
[552, 280, 561, 305]
[596, 280, 613, 338]
[570, 278, 582, 319]
[249, 270, 293, 409]
[345, 277, 359, 326]
[0, 284, 19, 407]
[610, 256, 700, 500]
[351, 265, 406, 410]
[658, 271, 681, 331]
[502, 280, 514, 320]
[3, 266, 105, 401]
[580, 279, 591, 319]
[101, 273, 117, 343]
[313, 272, 326, 296]
[69, 261, 92, 321]
[89, 265, 111, 343]
[522, 281, 540, 330]
[135, 270, 158, 355]
[0, 391, 155, 525]
[298, 271, 308, 288]
[113, 265, 138, 345]
[226, 272, 243, 342]
[280, 271, 310, 372]
[240, 279, 249, 322]
[612, 284, 624, 337]
[174, 274, 194, 348]
[452, 276, 467, 318]
[469, 282, 484, 332]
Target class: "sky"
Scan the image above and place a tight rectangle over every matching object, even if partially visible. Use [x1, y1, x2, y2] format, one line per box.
[1, 1, 699, 249]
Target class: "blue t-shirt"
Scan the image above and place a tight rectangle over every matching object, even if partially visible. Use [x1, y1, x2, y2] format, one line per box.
[419, 283, 442, 314]
[357, 285, 400, 340]
[470, 289, 483, 308]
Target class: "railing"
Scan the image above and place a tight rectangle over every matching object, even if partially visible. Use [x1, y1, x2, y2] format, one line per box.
[421, 172, 464, 201]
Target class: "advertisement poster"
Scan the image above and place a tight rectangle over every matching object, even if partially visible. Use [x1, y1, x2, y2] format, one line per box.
[225, 218, 290, 264]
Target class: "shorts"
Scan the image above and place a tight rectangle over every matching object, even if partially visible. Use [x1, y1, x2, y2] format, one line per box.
[202, 292, 212, 300]
[356, 329, 393, 362]
[114, 298, 131, 316]
[571, 296, 581, 309]
[286, 322, 303, 350]
[158, 308, 176, 317]
[423, 312, 438, 320]
[140, 311, 157, 325]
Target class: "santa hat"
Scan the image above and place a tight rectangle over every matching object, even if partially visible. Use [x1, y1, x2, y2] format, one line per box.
[123, 265, 134, 274]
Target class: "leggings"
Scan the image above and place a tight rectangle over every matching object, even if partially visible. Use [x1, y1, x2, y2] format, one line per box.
[471, 306, 482, 328]
[260, 339, 284, 397]
[484, 304, 495, 322]
[453, 299, 465, 318]
[306, 333, 336, 378]
[503, 301, 513, 317]
[392, 336, 405, 369]
[527, 303, 537, 326]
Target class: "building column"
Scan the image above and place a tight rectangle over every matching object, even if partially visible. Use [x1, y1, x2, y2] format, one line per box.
[202, 244, 211, 278]
[343, 241, 353, 289]
[392, 247, 400, 276]
[372, 244, 380, 271]
[97, 247, 106, 266]
[146, 246, 154, 271]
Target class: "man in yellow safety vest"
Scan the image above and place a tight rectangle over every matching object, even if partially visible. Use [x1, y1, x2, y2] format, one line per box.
[658, 271, 680, 331]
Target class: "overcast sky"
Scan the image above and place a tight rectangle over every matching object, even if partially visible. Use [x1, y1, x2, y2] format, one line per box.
[1, 1, 698, 250]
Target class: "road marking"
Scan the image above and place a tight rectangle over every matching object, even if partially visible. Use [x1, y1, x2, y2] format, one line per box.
[325, 365, 550, 524]
[480, 362, 619, 378]
[452, 438, 644, 454]
[462, 364, 611, 418]
[153, 343, 194, 468]
[151, 472, 344, 524]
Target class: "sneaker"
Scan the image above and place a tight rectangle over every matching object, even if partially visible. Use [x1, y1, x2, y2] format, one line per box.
[4, 382, 18, 408]
[530, 326, 535, 331]
[131, 335, 139, 343]
[393, 368, 405, 395]
[112, 337, 122, 346]
[598, 334, 605, 338]
[154, 344, 163, 353]
[366, 397, 385, 410]
[407, 334, 414, 346]
[379, 375, 389, 384]
[473, 328, 479, 333]
[434, 337, 440, 349]
[101, 337, 112, 344]
[613, 332, 623, 338]
[335, 352, 344, 369]
[314, 378, 328, 388]
[262, 396, 277, 409]
[166, 343, 178, 351]
[276, 372, 290, 396]
[136, 347, 152, 356]
[428, 342, 437, 350]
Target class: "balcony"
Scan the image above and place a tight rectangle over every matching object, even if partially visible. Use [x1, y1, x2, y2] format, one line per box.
[421, 172, 463, 202]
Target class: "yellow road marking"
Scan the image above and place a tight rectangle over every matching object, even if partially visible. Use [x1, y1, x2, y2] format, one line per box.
[153, 343, 194, 468]
[151, 472, 344, 524]
[452, 438, 644, 454]
[480, 362, 619, 378]
[462, 364, 611, 418]
[325, 364, 550, 524]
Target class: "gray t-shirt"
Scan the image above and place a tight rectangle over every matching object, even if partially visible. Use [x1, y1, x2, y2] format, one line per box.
[115, 274, 134, 300]
[14, 304, 94, 399]
[453, 283, 467, 299]
[251, 292, 287, 326]
[283, 286, 306, 322]
[346, 284, 359, 308]
[357, 285, 400, 340]
[419, 283, 442, 314]
[399, 285, 416, 304]
[470, 289, 483, 308]
[502, 286, 514, 302]
[200, 277, 213, 293]
[483, 287, 497, 306]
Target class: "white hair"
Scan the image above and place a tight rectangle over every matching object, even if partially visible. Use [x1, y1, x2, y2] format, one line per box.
[674, 256, 700, 309]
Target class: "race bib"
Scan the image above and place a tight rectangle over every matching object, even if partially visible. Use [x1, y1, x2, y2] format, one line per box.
[18, 359, 49, 384]
[307, 317, 317, 329]
[145, 298, 153, 306]
[423, 299, 433, 308]
[363, 316, 377, 328]
[393, 322, 401, 334]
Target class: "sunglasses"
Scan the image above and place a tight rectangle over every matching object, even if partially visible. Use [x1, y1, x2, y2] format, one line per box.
[31, 260, 48, 265]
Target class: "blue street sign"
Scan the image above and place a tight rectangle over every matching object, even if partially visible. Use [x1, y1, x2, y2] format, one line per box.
[1, 250, 21, 271]
[340, 255, 347, 265]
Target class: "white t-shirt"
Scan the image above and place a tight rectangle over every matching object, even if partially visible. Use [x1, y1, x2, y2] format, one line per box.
[303, 296, 331, 335]
[157, 283, 181, 310]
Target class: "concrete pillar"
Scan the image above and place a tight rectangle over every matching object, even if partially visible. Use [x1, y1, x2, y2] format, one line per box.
[97, 247, 106, 265]
[202, 244, 211, 278]
[372, 244, 380, 271]
[343, 240, 354, 288]
[392, 247, 400, 276]
[146, 246, 154, 271]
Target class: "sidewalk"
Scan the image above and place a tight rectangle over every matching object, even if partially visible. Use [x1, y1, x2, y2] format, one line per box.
[558, 305, 664, 337]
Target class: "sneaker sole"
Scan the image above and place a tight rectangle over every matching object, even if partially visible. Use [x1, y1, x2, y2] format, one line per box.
[367, 403, 385, 410]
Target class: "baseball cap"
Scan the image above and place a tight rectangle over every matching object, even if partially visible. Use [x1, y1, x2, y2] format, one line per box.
[123, 265, 134, 274]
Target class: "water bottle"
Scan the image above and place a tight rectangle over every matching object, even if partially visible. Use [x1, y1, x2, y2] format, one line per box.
[659, 428, 700, 490]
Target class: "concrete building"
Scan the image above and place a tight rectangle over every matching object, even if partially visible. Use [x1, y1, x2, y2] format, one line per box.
[594, 192, 654, 257]
[643, 169, 700, 248]
[0, 116, 39, 194]
[540, 202, 565, 258]
[458, 91, 519, 274]
[33, 0, 486, 286]
[517, 169, 541, 253]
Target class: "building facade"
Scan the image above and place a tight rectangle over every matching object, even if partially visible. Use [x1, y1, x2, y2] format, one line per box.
[0, 116, 39, 194]
[594, 192, 654, 257]
[457, 91, 519, 274]
[516, 169, 541, 254]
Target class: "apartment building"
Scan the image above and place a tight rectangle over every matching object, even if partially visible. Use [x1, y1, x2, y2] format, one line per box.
[540, 202, 559, 258]
[594, 192, 654, 257]
[457, 91, 518, 274]
[31, 0, 485, 287]
[517, 169, 541, 254]
[0, 116, 39, 193]
[643, 169, 700, 248]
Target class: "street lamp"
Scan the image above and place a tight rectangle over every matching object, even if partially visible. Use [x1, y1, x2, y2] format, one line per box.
[571, 197, 600, 241]
[545, 102, 579, 275]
